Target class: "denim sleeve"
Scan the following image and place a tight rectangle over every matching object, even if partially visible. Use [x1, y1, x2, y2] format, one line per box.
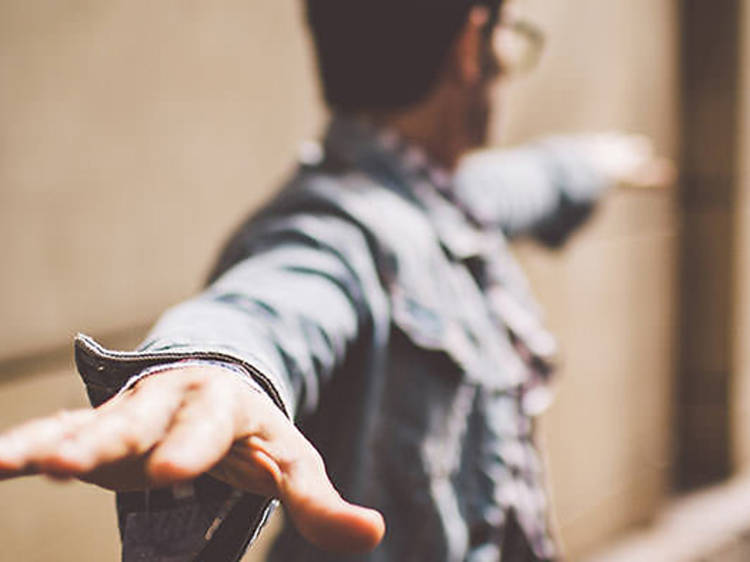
[453, 137, 611, 246]
[141, 213, 384, 418]
[73, 211, 387, 561]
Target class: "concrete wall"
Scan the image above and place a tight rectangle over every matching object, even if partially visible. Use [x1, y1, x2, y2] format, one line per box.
[733, 0, 750, 472]
[0, 1, 679, 560]
[0, 1, 323, 360]
[674, 0, 742, 491]
[504, 0, 679, 556]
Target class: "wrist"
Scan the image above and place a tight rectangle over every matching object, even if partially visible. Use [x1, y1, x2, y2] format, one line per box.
[123, 360, 265, 397]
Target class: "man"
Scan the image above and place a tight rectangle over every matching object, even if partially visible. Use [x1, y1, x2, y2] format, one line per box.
[0, 1, 666, 560]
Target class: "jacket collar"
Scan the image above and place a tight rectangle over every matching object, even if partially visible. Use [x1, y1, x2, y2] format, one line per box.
[321, 114, 490, 261]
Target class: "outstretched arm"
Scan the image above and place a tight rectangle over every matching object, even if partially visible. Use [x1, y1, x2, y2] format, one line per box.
[0, 210, 388, 557]
[455, 133, 673, 244]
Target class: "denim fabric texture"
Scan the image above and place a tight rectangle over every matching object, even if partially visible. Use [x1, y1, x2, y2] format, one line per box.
[74, 115, 607, 562]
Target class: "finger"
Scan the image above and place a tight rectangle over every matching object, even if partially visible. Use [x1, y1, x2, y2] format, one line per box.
[33, 378, 185, 478]
[247, 433, 385, 554]
[578, 132, 656, 184]
[146, 377, 237, 486]
[619, 156, 677, 190]
[224, 393, 385, 554]
[208, 447, 277, 496]
[0, 409, 95, 476]
[77, 455, 152, 491]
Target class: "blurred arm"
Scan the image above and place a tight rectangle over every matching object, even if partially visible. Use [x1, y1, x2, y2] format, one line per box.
[454, 133, 669, 246]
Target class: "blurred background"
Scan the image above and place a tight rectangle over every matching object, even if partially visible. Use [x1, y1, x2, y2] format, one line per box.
[0, 0, 748, 560]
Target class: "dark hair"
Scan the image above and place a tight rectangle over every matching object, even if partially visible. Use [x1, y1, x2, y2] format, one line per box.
[305, 0, 503, 112]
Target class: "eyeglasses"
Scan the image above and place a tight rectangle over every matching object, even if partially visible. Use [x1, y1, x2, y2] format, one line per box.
[493, 19, 546, 75]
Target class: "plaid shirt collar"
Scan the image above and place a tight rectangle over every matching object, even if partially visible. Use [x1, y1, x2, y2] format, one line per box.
[321, 114, 493, 262]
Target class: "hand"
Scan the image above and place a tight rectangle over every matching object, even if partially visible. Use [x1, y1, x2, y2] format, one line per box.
[0, 366, 385, 554]
[574, 132, 676, 190]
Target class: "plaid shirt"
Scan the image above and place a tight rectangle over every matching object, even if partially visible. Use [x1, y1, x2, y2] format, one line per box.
[369, 122, 559, 559]
[75, 115, 607, 561]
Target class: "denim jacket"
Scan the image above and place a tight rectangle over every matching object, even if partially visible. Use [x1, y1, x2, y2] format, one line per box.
[74, 116, 607, 562]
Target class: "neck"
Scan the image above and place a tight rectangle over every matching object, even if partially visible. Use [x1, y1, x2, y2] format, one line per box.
[363, 90, 470, 170]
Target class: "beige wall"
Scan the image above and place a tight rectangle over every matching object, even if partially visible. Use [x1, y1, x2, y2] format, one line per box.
[0, 1, 323, 360]
[505, 0, 678, 557]
[733, 1, 750, 471]
[0, 1, 679, 560]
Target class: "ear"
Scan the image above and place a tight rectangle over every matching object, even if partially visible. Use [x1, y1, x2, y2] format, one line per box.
[449, 6, 490, 85]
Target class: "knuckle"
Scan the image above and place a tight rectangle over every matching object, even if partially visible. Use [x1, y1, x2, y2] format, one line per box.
[119, 428, 147, 454]
[53, 409, 78, 424]
[106, 413, 148, 453]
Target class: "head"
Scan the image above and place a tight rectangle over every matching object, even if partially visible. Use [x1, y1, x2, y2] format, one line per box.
[306, 0, 508, 167]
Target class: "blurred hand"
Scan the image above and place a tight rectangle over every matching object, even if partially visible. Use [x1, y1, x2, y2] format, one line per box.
[0, 366, 385, 554]
[574, 132, 676, 189]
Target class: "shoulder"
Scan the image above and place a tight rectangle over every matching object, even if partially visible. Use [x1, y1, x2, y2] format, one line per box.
[210, 168, 440, 282]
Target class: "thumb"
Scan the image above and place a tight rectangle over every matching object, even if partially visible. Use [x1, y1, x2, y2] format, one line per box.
[224, 424, 385, 554]
[225, 389, 386, 553]
[247, 441, 385, 554]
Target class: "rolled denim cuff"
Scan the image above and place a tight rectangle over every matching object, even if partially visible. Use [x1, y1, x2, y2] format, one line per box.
[118, 359, 266, 397]
[73, 333, 289, 417]
[72, 334, 282, 561]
